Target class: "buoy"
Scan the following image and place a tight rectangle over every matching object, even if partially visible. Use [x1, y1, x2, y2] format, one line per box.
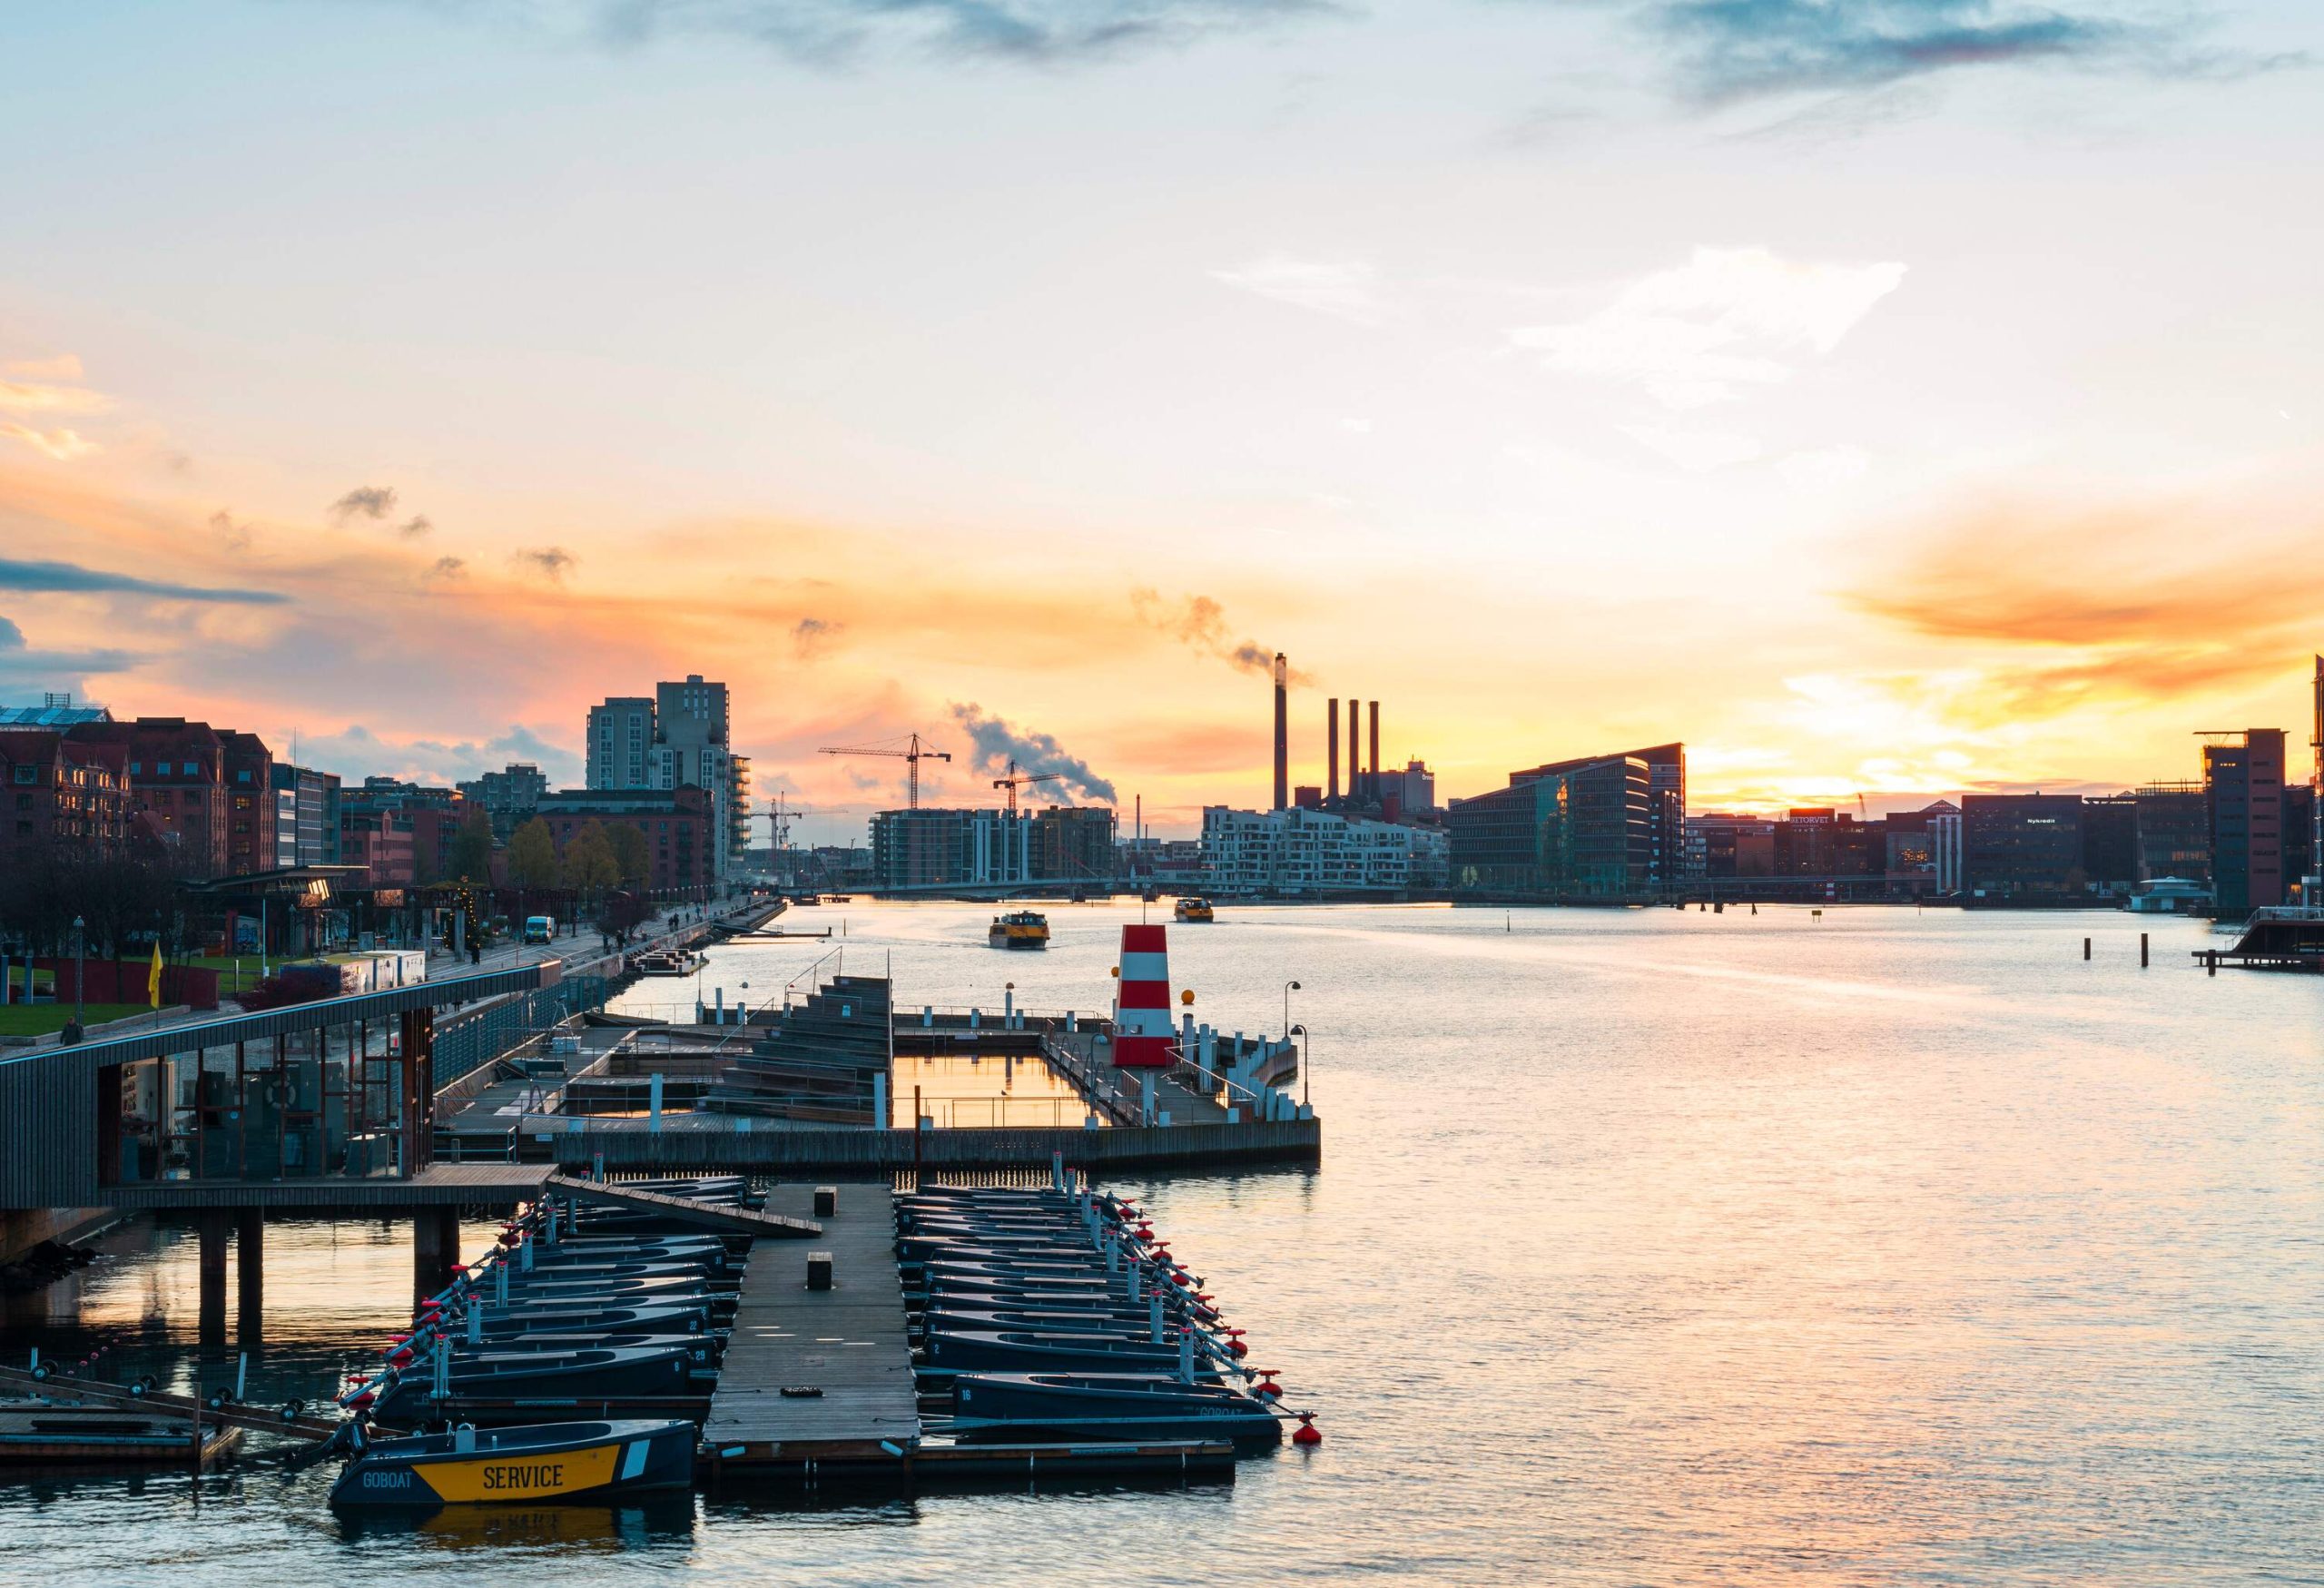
[1292, 1414, 1321, 1446]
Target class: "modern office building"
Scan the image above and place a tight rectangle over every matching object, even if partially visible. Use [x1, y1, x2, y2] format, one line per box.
[1030, 806, 1118, 883]
[1450, 753, 1655, 896]
[1200, 805, 1447, 896]
[2131, 783, 2209, 883]
[1961, 794, 2085, 903]
[269, 764, 342, 867]
[2080, 795, 2141, 896]
[1682, 812, 1777, 879]
[2203, 729, 2287, 916]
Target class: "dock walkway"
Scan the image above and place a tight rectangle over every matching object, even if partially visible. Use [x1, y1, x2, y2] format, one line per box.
[703, 1184, 920, 1471]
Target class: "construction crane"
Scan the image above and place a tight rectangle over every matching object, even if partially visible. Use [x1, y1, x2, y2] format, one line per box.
[993, 758, 1065, 814]
[820, 734, 951, 811]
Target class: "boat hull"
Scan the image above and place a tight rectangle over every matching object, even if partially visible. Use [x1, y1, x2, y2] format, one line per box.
[329, 1419, 694, 1507]
[950, 1374, 1279, 1444]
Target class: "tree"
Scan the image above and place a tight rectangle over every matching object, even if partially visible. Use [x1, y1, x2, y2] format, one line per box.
[605, 821, 650, 890]
[561, 820, 621, 899]
[448, 812, 495, 885]
[505, 817, 561, 890]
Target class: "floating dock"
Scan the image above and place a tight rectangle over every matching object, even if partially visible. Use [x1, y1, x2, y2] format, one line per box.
[702, 1183, 921, 1475]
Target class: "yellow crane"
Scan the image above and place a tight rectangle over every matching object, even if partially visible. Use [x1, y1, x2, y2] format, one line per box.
[993, 758, 1065, 814]
[820, 733, 951, 811]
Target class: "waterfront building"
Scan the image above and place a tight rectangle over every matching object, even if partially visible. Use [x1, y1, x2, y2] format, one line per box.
[1929, 802, 1963, 893]
[2203, 730, 2287, 916]
[1682, 812, 1777, 879]
[458, 761, 547, 840]
[338, 805, 417, 886]
[269, 764, 342, 867]
[2080, 795, 2140, 898]
[1030, 805, 1118, 884]
[340, 779, 464, 883]
[1200, 804, 1444, 896]
[1, 730, 133, 861]
[1961, 794, 2085, 903]
[537, 786, 714, 896]
[220, 730, 275, 879]
[2132, 783, 2209, 883]
[1451, 754, 1653, 896]
[588, 676, 747, 883]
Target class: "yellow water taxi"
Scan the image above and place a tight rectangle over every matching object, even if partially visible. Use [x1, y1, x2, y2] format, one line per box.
[989, 911, 1050, 949]
[1174, 897, 1216, 923]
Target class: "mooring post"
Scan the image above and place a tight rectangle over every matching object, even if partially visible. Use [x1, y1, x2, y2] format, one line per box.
[234, 1207, 263, 1345]
[1128, 1258, 1142, 1303]
[2142, 932, 2150, 967]
[468, 1301, 483, 1345]
[197, 1209, 230, 1349]
[1149, 1288, 1165, 1344]
[2209, 952, 2218, 976]
[2083, 937, 2091, 961]
[649, 1072, 665, 1134]
[1177, 1323, 1195, 1384]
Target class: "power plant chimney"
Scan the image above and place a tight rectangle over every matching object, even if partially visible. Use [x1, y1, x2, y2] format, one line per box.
[1272, 652, 1289, 812]
[1368, 701, 1380, 804]
[1326, 697, 1340, 803]
[1347, 698, 1359, 802]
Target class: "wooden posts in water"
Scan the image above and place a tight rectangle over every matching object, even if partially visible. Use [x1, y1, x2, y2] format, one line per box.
[197, 1209, 230, 1349]
[235, 1208, 262, 1345]
[413, 1206, 458, 1303]
[2084, 937, 2092, 961]
[2142, 932, 2150, 968]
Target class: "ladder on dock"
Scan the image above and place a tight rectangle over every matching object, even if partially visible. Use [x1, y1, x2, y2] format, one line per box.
[543, 1174, 824, 1238]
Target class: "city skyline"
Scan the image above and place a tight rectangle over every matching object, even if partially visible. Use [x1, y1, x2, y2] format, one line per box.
[5, 3, 2321, 836]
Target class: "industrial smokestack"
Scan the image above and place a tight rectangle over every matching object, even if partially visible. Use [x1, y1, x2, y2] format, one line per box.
[1272, 653, 1289, 812]
[1326, 698, 1340, 803]
[1368, 701, 1380, 804]
[1347, 699, 1359, 802]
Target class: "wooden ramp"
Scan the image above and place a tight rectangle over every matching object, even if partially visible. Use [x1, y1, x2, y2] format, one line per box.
[703, 1184, 921, 1468]
[544, 1174, 823, 1238]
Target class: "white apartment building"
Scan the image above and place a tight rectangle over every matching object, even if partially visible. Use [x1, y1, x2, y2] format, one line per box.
[586, 697, 655, 792]
[586, 676, 749, 886]
[1199, 805, 1448, 897]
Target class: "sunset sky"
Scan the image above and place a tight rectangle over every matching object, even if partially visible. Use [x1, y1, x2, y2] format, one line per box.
[4, 1, 2319, 840]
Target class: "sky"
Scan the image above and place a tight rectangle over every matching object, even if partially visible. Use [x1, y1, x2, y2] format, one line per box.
[3, 0, 2320, 840]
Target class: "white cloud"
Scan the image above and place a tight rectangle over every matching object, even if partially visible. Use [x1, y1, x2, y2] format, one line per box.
[3, 354, 84, 380]
[0, 421, 98, 460]
[1210, 255, 1386, 325]
[0, 378, 108, 416]
[1511, 246, 1905, 409]
[1620, 423, 1764, 471]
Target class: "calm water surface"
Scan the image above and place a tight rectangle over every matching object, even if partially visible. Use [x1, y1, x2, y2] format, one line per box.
[6, 902, 2323, 1584]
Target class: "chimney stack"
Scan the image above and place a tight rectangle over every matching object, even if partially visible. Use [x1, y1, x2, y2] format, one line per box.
[1326, 698, 1340, 803]
[1347, 699, 1360, 802]
[1272, 653, 1289, 812]
[1368, 701, 1381, 804]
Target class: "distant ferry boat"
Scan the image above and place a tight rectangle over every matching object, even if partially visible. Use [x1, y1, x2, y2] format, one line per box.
[1174, 897, 1216, 923]
[989, 911, 1050, 949]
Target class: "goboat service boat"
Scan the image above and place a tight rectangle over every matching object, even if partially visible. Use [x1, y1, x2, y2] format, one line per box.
[321, 1418, 694, 1508]
[989, 910, 1050, 949]
[1174, 896, 1216, 922]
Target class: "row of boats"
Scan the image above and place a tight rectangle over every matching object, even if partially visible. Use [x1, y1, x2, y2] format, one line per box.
[314, 1177, 753, 1507]
[901, 1182, 1310, 1446]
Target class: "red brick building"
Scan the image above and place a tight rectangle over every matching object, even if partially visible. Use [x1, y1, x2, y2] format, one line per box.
[537, 786, 714, 897]
[1, 731, 133, 859]
[65, 718, 235, 878]
[339, 810, 419, 886]
[220, 730, 276, 879]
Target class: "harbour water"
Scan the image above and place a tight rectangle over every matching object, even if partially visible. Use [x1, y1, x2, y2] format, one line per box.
[6, 902, 2324, 1583]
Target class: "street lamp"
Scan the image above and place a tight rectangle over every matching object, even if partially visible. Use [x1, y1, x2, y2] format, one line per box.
[1290, 1022, 1309, 1108]
[1283, 979, 1301, 1041]
[68, 914, 86, 1044]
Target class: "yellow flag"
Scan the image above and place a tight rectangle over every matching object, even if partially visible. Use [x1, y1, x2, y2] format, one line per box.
[148, 942, 163, 1009]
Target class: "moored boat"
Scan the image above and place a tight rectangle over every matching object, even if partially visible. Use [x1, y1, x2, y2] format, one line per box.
[326, 1418, 694, 1507]
[1173, 896, 1216, 922]
[950, 1372, 1281, 1443]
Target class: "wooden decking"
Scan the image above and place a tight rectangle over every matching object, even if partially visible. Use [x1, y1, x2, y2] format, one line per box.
[101, 1162, 555, 1210]
[702, 1184, 920, 1468]
[544, 1174, 822, 1238]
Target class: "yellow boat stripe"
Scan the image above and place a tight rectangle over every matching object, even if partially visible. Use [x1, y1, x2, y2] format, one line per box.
[416, 1442, 621, 1503]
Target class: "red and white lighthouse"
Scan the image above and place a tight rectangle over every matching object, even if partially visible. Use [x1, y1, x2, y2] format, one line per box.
[1112, 922, 1176, 1070]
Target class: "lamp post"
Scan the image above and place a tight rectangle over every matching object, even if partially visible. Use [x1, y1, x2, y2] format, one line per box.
[1282, 979, 1300, 1043]
[68, 913, 86, 1044]
[1291, 1023, 1309, 1108]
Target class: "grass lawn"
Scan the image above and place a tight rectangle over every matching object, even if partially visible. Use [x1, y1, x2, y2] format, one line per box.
[0, 1003, 148, 1037]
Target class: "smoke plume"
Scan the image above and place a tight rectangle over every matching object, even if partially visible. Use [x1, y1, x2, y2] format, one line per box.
[947, 703, 1118, 804]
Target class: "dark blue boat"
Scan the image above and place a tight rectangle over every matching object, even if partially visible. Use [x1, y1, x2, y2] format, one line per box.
[949, 1372, 1280, 1443]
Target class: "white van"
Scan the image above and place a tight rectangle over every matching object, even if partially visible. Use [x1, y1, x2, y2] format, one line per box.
[523, 915, 556, 944]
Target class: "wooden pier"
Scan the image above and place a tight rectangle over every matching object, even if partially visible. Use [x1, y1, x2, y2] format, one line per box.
[701, 1184, 921, 1474]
